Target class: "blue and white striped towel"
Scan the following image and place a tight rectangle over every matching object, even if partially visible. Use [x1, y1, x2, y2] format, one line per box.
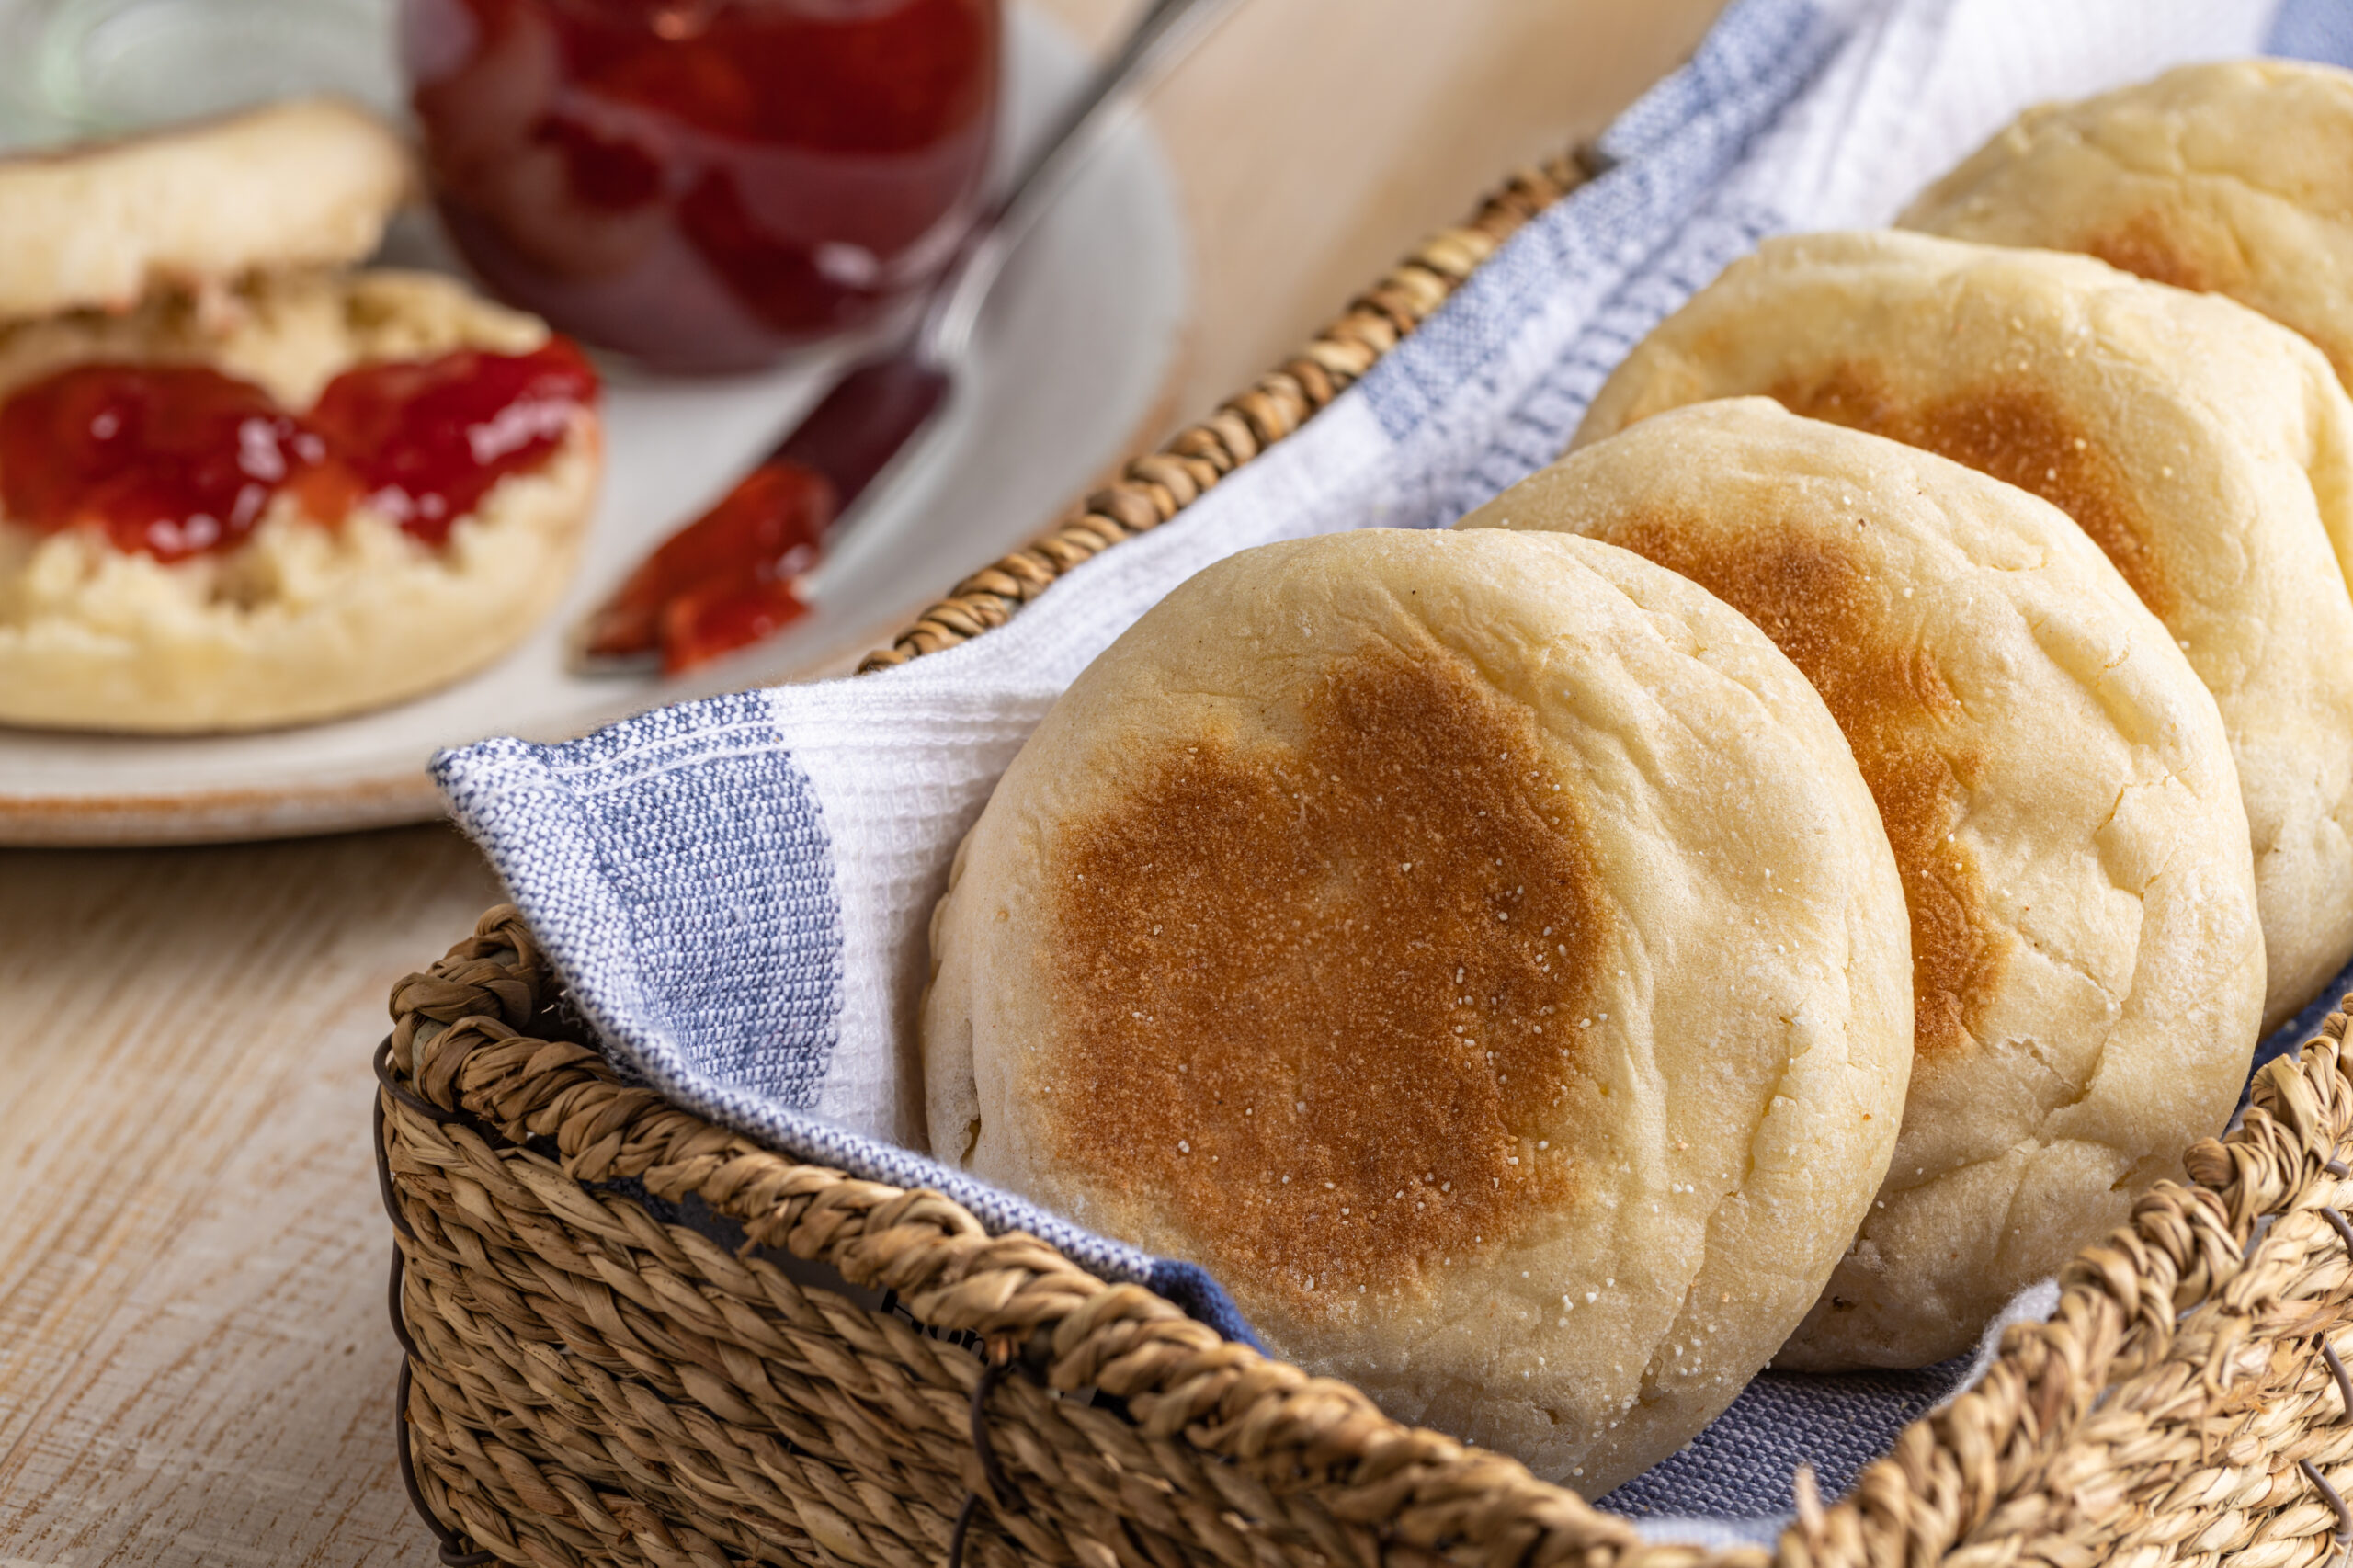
[436, 0, 2349, 1540]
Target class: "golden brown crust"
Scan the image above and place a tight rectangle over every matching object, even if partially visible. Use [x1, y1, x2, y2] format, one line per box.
[1902, 60, 2353, 386]
[1044, 642, 1607, 1320]
[2082, 207, 2232, 298]
[1470, 399, 2264, 1368]
[1575, 230, 2353, 1037]
[1773, 369, 2168, 617]
[925, 525, 1915, 1485]
[1603, 513, 2001, 1062]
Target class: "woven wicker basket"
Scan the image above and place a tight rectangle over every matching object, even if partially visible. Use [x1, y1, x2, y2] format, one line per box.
[378, 151, 2353, 1568]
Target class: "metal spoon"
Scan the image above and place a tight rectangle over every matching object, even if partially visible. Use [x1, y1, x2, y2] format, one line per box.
[580, 0, 1242, 675]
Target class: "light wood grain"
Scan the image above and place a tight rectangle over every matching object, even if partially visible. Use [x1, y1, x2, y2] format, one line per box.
[0, 827, 500, 1564]
[1035, 0, 1723, 440]
[0, 2, 1722, 1561]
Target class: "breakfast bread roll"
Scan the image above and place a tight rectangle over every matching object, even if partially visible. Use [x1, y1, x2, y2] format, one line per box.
[1901, 61, 2353, 390]
[1461, 399, 2263, 1369]
[923, 527, 1914, 1490]
[0, 270, 597, 732]
[0, 101, 599, 733]
[0, 98, 411, 321]
[1574, 229, 2353, 1036]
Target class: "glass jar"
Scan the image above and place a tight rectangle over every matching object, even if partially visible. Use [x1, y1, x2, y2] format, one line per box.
[402, 0, 1001, 372]
[4, 0, 400, 148]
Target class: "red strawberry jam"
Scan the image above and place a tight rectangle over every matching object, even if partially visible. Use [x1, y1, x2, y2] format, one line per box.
[0, 364, 326, 562]
[584, 456, 833, 673]
[0, 338, 597, 558]
[404, 0, 1000, 370]
[310, 337, 598, 545]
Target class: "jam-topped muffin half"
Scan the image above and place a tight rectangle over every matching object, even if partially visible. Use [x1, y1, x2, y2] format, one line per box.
[0, 99, 602, 733]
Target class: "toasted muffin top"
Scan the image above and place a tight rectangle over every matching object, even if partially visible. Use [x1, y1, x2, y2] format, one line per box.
[0, 98, 412, 325]
[1466, 398, 2263, 1366]
[923, 525, 1913, 1488]
[1903, 59, 2353, 386]
[1575, 229, 2353, 1034]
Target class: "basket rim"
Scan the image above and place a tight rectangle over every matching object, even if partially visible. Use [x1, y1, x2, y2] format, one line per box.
[849, 149, 1597, 675]
[385, 904, 2353, 1568]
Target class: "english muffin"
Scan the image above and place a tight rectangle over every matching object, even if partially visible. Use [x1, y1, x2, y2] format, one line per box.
[0, 104, 600, 733]
[0, 98, 412, 322]
[1462, 399, 2264, 1369]
[923, 527, 1914, 1490]
[0, 269, 597, 732]
[1901, 61, 2353, 391]
[1575, 229, 2353, 1035]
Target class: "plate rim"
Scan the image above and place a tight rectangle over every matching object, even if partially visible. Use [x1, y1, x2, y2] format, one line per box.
[0, 4, 1190, 848]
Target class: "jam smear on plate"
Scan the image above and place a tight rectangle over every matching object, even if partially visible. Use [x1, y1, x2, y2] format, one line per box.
[0, 339, 598, 558]
[584, 456, 835, 674]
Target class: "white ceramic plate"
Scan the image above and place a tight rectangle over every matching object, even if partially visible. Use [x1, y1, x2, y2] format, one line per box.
[0, 5, 1188, 845]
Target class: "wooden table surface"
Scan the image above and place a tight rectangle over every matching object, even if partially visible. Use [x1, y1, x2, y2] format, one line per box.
[0, 1, 1722, 1559]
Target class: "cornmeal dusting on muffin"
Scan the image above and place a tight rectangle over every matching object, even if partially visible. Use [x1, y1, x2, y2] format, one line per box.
[1046, 643, 1608, 1320]
[1609, 511, 2004, 1062]
[1771, 364, 2169, 615]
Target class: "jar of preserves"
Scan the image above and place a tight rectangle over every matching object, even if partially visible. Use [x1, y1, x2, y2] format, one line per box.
[403, 0, 1001, 371]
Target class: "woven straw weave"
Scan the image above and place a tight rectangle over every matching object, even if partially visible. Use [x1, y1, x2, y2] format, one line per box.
[381, 150, 2353, 1568]
[381, 907, 2353, 1568]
